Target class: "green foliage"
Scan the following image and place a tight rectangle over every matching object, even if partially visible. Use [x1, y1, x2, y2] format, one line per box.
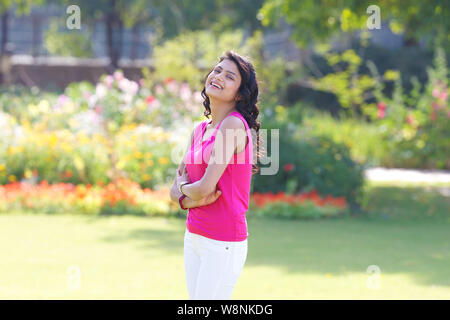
[260, 0, 450, 50]
[298, 107, 388, 167]
[43, 20, 93, 58]
[253, 105, 365, 207]
[367, 46, 450, 169]
[308, 48, 398, 117]
[149, 29, 250, 88]
[249, 200, 350, 220]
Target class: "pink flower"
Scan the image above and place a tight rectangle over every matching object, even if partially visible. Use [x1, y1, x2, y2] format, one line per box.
[180, 82, 192, 102]
[57, 94, 69, 106]
[439, 91, 448, 101]
[104, 75, 114, 88]
[406, 114, 415, 125]
[94, 105, 102, 114]
[432, 88, 440, 98]
[283, 163, 294, 172]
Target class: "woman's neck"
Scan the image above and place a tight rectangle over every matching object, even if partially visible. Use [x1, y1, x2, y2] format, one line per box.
[208, 100, 237, 128]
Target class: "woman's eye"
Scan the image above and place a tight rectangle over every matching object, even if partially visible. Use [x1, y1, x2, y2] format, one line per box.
[227, 75, 233, 80]
[214, 69, 220, 73]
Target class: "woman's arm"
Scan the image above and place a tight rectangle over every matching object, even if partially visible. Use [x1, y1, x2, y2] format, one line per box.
[171, 179, 221, 209]
[170, 127, 194, 203]
[178, 116, 246, 200]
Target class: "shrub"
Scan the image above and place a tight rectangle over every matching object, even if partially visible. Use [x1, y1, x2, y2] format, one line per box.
[252, 105, 365, 208]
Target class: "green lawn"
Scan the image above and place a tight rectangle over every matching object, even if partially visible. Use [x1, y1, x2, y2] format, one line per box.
[1, 181, 449, 299]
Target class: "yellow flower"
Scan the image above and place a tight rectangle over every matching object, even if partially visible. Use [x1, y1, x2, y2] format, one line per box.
[134, 151, 143, 159]
[61, 143, 73, 153]
[158, 157, 168, 165]
[145, 152, 153, 158]
[24, 169, 33, 179]
[0, 164, 6, 171]
[8, 175, 16, 182]
[49, 134, 58, 148]
[143, 174, 152, 181]
[147, 159, 154, 166]
[8, 146, 15, 155]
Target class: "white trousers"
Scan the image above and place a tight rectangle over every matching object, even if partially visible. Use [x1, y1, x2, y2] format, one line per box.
[184, 228, 248, 300]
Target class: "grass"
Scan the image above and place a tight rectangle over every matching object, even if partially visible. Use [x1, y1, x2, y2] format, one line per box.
[0, 181, 449, 299]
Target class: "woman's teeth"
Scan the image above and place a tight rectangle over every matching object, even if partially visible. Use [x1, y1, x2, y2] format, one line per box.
[211, 82, 222, 89]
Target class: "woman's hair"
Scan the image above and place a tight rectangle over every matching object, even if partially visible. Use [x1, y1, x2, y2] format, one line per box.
[201, 50, 263, 175]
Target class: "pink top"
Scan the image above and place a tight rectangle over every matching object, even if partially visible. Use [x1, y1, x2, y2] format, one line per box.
[184, 111, 253, 241]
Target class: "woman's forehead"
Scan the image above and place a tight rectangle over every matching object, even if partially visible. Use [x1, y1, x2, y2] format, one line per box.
[215, 59, 240, 76]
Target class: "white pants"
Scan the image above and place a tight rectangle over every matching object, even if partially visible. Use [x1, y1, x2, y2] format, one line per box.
[184, 228, 248, 300]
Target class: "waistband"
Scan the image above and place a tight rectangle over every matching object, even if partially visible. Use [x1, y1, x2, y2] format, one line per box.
[184, 228, 248, 247]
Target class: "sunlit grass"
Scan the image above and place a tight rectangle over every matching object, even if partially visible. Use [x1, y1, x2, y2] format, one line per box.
[0, 181, 449, 299]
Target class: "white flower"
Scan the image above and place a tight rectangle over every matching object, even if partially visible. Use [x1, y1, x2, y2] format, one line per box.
[95, 83, 107, 99]
[155, 85, 164, 95]
[114, 70, 124, 81]
[88, 95, 97, 108]
[128, 81, 139, 95]
[118, 78, 130, 93]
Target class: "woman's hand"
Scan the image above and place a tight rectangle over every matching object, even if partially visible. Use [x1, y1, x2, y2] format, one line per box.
[183, 189, 222, 208]
[176, 165, 190, 188]
[196, 189, 222, 207]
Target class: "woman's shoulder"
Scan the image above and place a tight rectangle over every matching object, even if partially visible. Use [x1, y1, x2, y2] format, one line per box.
[222, 113, 248, 132]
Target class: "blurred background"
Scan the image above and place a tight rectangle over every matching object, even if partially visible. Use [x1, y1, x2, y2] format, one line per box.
[0, 0, 449, 299]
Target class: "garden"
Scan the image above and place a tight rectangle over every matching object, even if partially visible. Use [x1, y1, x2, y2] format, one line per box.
[0, 0, 449, 299]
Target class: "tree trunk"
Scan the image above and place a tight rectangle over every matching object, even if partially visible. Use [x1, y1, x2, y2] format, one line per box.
[1, 12, 8, 55]
[105, 1, 123, 72]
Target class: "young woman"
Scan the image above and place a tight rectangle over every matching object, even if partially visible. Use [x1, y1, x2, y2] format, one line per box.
[170, 51, 261, 300]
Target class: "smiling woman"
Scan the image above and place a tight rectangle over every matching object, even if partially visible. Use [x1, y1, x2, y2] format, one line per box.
[169, 51, 262, 300]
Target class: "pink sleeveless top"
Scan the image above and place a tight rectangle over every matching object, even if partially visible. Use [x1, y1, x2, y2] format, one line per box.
[184, 111, 253, 241]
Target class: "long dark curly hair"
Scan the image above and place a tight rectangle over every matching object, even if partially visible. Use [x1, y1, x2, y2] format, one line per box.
[201, 50, 263, 175]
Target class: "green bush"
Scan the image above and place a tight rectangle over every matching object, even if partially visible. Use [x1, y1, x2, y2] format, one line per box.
[252, 105, 365, 208]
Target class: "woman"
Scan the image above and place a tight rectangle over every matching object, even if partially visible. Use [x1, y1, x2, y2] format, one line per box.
[170, 51, 261, 300]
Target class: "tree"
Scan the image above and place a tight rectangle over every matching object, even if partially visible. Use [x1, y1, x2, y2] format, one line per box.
[259, 0, 450, 49]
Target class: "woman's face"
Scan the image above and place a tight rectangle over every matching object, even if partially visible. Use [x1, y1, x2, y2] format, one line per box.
[204, 58, 242, 103]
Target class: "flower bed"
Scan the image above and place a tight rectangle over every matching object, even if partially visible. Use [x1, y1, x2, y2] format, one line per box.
[0, 179, 177, 216]
[0, 181, 348, 219]
[249, 190, 349, 219]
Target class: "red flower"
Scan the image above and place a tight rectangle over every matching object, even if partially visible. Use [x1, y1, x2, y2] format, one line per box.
[146, 95, 155, 105]
[283, 163, 294, 172]
[377, 102, 386, 119]
[406, 114, 413, 124]
[430, 111, 437, 122]
[164, 77, 174, 84]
